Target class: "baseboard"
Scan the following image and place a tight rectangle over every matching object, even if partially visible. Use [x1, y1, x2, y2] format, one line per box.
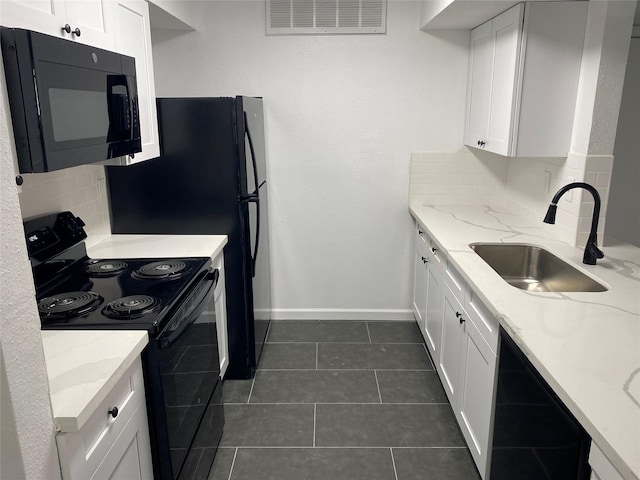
[268, 308, 414, 321]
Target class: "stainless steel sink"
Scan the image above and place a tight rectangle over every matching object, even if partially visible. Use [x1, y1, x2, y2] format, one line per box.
[469, 243, 608, 292]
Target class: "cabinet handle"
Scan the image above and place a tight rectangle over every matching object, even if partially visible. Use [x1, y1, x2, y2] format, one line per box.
[430, 247, 437, 255]
[108, 407, 119, 418]
[72, 27, 81, 37]
[456, 312, 465, 324]
[62, 24, 71, 34]
[479, 140, 486, 147]
[421, 256, 428, 264]
[418, 230, 423, 236]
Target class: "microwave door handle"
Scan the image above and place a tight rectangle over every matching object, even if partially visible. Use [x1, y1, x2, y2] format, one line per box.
[106, 74, 131, 142]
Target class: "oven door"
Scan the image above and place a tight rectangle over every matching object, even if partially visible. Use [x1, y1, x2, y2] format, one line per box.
[156, 269, 221, 479]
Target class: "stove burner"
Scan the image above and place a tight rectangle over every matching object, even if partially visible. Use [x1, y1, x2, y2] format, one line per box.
[133, 261, 188, 280]
[103, 295, 159, 319]
[38, 292, 103, 320]
[86, 260, 129, 277]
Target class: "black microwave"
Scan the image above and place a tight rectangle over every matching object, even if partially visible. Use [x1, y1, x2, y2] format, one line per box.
[1, 28, 141, 173]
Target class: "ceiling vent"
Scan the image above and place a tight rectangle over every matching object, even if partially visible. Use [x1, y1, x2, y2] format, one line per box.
[267, 0, 387, 35]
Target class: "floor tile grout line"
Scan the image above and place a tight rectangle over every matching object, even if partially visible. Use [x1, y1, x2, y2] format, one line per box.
[246, 374, 257, 404]
[390, 447, 399, 480]
[251, 368, 435, 372]
[374, 369, 383, 404]
[221, 446, 470, 450]
[365, 321, 372, 343]
[226, 447, 238, 480]
[315, 342, 319, 370]
[223, 402, 450, 406]
[313, 403, 317, 447]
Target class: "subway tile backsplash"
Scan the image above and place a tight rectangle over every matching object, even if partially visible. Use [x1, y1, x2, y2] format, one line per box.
[409, 149, 614, 248]
[18, 165, 110, 247]
[409, 150, 508, 207]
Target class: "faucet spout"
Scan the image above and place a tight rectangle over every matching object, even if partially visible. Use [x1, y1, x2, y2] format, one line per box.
[543, 182, 604, 265]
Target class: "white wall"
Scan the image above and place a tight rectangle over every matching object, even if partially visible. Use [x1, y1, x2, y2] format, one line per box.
[0, 63, 61, 479]
[151, 1, 470, 319]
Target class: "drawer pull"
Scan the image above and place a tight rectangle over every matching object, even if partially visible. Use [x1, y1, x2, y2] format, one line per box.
[456, 311, 465, 324]
[108, 407, 119, 419]
[431, 247, 438, 255]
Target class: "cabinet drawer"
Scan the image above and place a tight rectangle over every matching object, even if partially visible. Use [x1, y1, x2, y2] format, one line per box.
[444, 259, 465, 304]
[56, 358, 146, 479]
[415, 224, 429, 257]
[465, 289, 499, 353]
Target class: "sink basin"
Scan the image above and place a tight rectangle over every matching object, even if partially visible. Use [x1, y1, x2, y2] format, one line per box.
[469, 243, 608, 292]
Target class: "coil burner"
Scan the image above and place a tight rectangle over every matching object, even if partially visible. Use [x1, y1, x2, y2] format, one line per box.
[103, 295, 159, 319]
[85, 260, 129, 277]
[133, 260, 188, 280]
[38, 292, 103, 321]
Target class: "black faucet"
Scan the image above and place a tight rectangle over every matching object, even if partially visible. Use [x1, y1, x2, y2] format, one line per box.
[543, 182, 604, 265]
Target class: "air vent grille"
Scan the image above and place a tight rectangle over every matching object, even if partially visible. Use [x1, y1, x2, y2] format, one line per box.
[267, 0, 387, 35]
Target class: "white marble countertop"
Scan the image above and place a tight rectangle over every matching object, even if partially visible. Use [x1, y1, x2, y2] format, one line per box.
[41, 330, 148, 433]
[409, 204, 640, 480]
[87, 234, 227, 261]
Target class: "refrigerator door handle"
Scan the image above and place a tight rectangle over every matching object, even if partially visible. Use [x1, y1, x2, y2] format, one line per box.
[245, 111, 260, 194]
[240, 193, 260, 278]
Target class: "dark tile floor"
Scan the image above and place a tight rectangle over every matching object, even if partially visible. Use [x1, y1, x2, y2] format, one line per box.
[209, 320, 481, 480]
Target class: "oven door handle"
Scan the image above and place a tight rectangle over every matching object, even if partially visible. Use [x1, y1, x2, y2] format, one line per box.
[158, 269, 219, 349]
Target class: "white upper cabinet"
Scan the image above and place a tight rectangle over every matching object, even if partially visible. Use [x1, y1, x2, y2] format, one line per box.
[111, 0, 160, 164]
[0, 0, 116, 50]
[464, 2, 588, 157]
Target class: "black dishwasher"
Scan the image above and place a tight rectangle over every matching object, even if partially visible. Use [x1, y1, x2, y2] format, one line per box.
[490, 329, 591, 479]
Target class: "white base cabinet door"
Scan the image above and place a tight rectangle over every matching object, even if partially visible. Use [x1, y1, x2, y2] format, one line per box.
[456, 315, 498, 479]
[56, 358, 153, 480]
[424, 257, 443, 360]
[439, 281, 464, 404]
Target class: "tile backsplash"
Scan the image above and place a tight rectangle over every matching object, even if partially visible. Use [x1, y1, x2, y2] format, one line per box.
[409, 149, 613, 247]
[18, 165, 110, 247]
[409, 149, 508, 207]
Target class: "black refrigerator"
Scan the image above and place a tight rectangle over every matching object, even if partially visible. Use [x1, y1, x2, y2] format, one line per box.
[106, 96, 271, 379]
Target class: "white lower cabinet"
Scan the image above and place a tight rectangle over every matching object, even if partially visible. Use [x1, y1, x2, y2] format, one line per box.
[412, 224, 444, 361]
[56, 357, 153, 480]
[412, 226, 499, 479]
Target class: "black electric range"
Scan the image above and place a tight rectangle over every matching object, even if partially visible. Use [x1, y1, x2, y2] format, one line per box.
[26, 211, 224, 480]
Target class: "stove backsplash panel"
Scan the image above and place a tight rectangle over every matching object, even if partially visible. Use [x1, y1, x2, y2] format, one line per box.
[18, 164, 110, 247]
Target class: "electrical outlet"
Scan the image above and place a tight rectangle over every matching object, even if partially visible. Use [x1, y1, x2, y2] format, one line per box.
[97, 177, 106, 205]
[543, 171, 552, 193]
[566, 177, 575, 202]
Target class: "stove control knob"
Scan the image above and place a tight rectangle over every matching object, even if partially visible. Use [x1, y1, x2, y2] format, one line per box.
[108, 407, 119, 419]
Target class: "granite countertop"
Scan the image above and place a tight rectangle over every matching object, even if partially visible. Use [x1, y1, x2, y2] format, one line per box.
[409, 204, 640, 480]
[41, 330, 148, 433]
[87, 234, 228, 260]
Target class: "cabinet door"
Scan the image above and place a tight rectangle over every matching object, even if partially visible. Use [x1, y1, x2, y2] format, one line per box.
[91, 402, 153, 480]
[0, 0, 115, 50]
[424, 258, 442, 360]
[112, 0, 160, 163]
[64, 0, 115, 50]
[456, 317, 498, 479]
[0, 0, 68, 36]
[412, 247, 428, 336]
[464, 20, 492, 149]
[485, 3, 524, 156]
[438, 283, 464, 405]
